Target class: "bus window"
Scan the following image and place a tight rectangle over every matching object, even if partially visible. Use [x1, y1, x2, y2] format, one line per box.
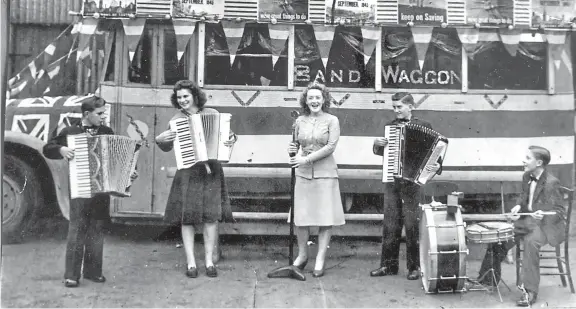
[380, 27, 462, 89]
[128, 23, 153, 84]
[326, 26, 374, 88]
[293, 25, 325, 87]
[162, 24, 190, 85]
[204, 22, 231, 85]
[469, 40, 547, 90]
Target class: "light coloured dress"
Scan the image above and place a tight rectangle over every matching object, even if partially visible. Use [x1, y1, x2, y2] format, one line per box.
[292, 113, 345, 227]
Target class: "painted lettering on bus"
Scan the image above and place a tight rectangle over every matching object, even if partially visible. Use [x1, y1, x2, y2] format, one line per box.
[382, 66, 461, 85]
[295, 65, 361, 83]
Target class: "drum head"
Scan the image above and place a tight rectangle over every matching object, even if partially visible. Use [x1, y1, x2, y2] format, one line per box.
[419, 207, 433, 293]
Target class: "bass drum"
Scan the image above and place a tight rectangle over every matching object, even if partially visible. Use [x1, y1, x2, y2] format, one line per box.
[420, 204, 469, 293]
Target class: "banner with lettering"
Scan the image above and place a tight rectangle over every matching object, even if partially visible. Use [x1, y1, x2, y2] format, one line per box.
[532, 0, 576, 28]
[466, 0, 514, 26]
[83, 0, 136, 17]
[258, 0, 309, 23]
[173, 0, 225, 18]
[325, 0, 376, 24]
[397, 0, 447, 25]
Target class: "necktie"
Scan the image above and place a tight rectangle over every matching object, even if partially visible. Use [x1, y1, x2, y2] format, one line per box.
[529, 175, 538, 183]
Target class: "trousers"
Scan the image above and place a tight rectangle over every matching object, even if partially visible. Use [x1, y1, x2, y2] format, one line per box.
[64, 195, 109, 281]
[379, 179, 421, 272]
[478, 225, 548, 293]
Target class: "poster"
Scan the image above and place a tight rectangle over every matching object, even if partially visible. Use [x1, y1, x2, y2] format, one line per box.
[532, 0, 576, 28]
[325, 0, 376, 24]
[83, 0, 136, 17]
[258, 0, 309, 22]
[173, 0, 225, 18]
[466, 0, 514, 25]
[397, 0, 446, 25]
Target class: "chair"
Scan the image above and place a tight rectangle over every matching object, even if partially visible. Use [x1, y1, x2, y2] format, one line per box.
[515, 186, 575, 294]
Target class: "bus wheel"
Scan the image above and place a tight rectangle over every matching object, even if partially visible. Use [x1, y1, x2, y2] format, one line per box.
[2, 155, 40, 244]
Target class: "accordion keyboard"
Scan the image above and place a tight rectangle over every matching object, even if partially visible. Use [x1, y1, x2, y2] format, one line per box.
[68, 134, 92, 198]
[382, 125, 402, 183]
[172, 118, 197, 169]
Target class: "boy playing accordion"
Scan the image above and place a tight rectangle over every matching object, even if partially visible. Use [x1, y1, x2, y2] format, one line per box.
[43, 96, 137, 288]
[370, 92, 442, 280]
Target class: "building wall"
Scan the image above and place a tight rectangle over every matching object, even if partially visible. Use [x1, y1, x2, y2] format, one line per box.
[10, 0, 81, 25]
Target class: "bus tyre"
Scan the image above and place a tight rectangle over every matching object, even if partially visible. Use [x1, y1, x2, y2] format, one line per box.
[2, 155, 40, 244]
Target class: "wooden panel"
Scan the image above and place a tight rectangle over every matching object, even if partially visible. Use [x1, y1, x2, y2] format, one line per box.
[10, 0, 81, 24]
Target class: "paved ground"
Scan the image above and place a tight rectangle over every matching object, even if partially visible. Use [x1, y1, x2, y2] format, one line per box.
[2, 218, 576, 308]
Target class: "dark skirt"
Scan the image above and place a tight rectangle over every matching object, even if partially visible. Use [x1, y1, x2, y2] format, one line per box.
[163, 161, 234, 226]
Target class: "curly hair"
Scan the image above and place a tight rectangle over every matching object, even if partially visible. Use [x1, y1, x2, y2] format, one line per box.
[170, 80, 208, 111]
[299, 82, 331, 115]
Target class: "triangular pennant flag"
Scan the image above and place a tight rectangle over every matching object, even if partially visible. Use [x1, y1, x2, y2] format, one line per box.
[121, 19, 146, 62]
[561, 49, 572, 74]
[411, 27, 433, 70]
[361, 26, 380, 65]
[543, 30, 567, 45]
[312, 25, 335, 69]
[77, 19, 99, 61]
[221, 20, 246, 65]
[554, 59, 561, 69]
[268, 24, 290, 65]
[173, 20, 196, 61]
[498, 29, 522, 57]
[456, 28, 479, 57]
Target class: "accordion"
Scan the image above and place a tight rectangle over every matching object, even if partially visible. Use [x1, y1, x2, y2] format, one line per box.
[169, 113, 233, 170]
[382, 123, 448, 185]
[67, 134, 141, 199]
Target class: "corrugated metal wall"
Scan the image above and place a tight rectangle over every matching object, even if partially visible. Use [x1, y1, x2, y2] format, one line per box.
[10, 0, 81, 24]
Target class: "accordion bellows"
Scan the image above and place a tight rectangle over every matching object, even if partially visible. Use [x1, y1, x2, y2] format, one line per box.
[67, 134, 141, 199]
[169, 113, 233, 170]
[382, 123, 448, 186]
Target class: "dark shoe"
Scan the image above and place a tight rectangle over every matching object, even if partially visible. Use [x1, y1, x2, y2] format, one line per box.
[84, 275, 106, 283]
[64, 279, 79, 288]
[293, 258, 308, 271]
[370, 266, 398, 277]
[517, 290, 537, 307]
[186, 267, 198, 278]
[312, 269, 324, 278]
[407, 270, 420, 280]
[206, 265, 218, 277]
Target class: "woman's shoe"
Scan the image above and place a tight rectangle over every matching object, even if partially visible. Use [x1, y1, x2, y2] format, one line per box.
[206, 265, 218, 277]
[186, 267, 198, 278]
[293, 258, 308, 270]
[312, 269, 324, 278]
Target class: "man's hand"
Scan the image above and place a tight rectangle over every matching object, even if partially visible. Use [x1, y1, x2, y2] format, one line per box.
[509, 205, 521, 221]
[59, 147, 75, 160]
[130, 171, 139, 181]
[531, 210, 545, 221]
[424, 163, 440, 174]
[374, 137, 388, 147]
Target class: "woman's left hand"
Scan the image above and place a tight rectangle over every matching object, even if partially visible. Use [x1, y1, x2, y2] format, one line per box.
[290, 156, 309, 168]
[224, 133, 237, 147]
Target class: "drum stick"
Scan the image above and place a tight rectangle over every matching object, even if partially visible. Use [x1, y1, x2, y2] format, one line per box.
[504, 211, 556, 216]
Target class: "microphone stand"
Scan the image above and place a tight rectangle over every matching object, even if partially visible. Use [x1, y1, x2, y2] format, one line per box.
[267, 110, 305, 281]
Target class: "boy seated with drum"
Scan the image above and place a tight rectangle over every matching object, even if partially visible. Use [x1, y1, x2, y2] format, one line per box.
[476, 146, 566, 307]
[43, 96, 138, 288]
[370, 92, 442, 280]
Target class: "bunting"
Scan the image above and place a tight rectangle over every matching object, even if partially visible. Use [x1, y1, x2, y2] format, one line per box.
[172, 20, 197, 61]
[121, 19, 146, 62]
[498, 28, 522, 56]
[456, 28, 479, 58]
[77, 19, 99, 61]
[221, 20, 246, 65]
[544, 31, 568, 71]
[312, 24, 335, 69]
[268, 24, 290, 66]
[411, 27, 433, 70]
[360, 26, 380, 65]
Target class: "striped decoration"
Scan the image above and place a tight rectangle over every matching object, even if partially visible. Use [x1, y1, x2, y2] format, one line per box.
[268, 24, 290, 65]
[545, 31, 573, 92]
[513, 0, 531, 27]
[172, 20, 197, 61]
[411, 27, 434, 69]
[376, 0, 398, 24]
[221, 20, 246, 65]
[308, 0, 325, 23]
[312, 24, 335, 68]
[446, 0, 465, 25]
[121, 19, 146, 61]
[360, 26, 380, 64]
[77, 19, 98, 61]
[136, 0, 172, 17]
[456, 28, 479, 56]
[224, 0, 258, 20]
[499, 29, 522, 56]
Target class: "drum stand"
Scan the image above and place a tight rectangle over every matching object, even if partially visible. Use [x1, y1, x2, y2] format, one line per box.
[467, 244, 512, 303]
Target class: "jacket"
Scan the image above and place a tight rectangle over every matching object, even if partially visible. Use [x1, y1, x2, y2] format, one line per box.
[294, 113, 340, 179]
